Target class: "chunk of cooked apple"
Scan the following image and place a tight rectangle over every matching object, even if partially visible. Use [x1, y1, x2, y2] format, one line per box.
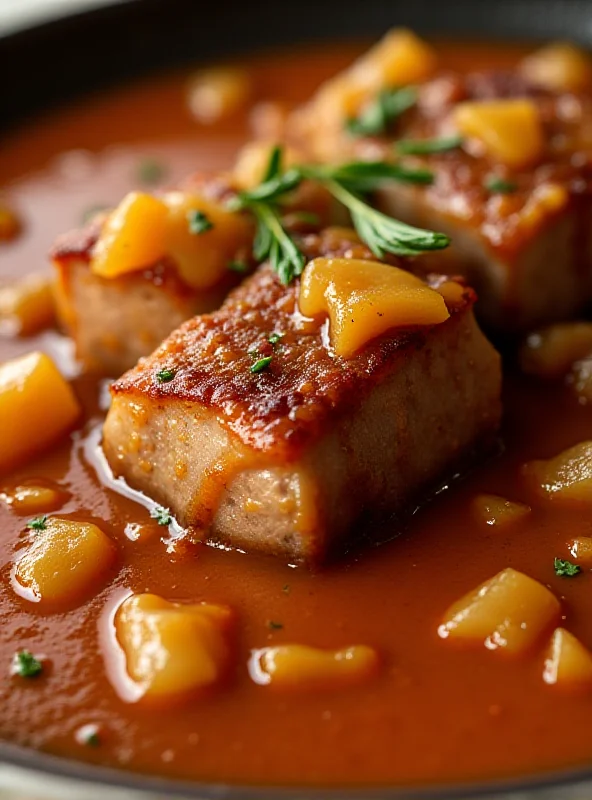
[14, 517, 116, 608]
[471, 494, 531, 527]
[115, 593, 234, 703]
[0, 352, 80, 474]
[543, 628, 592, 689]
[249, 644, 379, 690]
[438, 568, 560, 654]
[523, 441, 592, 503]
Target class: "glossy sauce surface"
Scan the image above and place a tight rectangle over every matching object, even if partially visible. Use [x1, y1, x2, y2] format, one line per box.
[2, 39, 592, 789]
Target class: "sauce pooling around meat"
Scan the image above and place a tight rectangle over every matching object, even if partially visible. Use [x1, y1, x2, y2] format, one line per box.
[2, 38, 592, 790]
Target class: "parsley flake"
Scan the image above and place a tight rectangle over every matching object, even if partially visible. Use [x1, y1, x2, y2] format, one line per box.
[12, 650, 43, 678]
[150, 506, 172, 526]
[554, 557, 582, 577]
[156, 368, 176, 383]
[268, 332, 284, 347]
[250, 355, 273, 374]
[228, 260, 250, 274]
[396, 134, 463, 156]
[27, 515, 48, 532]
[268, 620, 284, 630]
[137, 158, 166, 185]
[484, 175, 518, 194]
[187, 209, 214, 235]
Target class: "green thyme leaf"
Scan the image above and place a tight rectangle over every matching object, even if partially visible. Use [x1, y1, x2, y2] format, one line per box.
[137, 158, 167, 185]
[156, 368, 176, 383]
[27, 516, 48, 532]
[268, 332, 284, 347]
[554, 557, 582, 577]
[250, 355, 273, 374]
[150, 506, 172, 526]
[346, 87, 417, 137]
[396, 134, 463, 156]
[484, 175, 518, 194]
[187, 209, 214, 234]
[12, 650, 43, 678]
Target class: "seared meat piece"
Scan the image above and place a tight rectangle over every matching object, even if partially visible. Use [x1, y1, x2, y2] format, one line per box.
[290, 32, 592, 333]
[103, 229, 501, 564]
[51, 176, 252, 375]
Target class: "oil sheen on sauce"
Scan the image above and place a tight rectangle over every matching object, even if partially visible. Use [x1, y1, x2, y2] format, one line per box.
[1, 40, 592, 789]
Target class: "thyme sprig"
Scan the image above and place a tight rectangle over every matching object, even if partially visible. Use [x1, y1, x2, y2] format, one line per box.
[228, 147, 450, 285]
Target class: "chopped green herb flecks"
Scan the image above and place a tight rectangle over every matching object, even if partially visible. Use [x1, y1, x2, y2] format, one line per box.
[27, 515, 48, 532]
[156, 368, 176, 383]
[228, 147, 449, 285]
[151, 506, 172, 526]
[346, 87, 417, 137]
[76, 724, 101, 747]
[268, 620, 284, 630]
[12, 650, 43, 678]
[228, 260, 250, 274]
[137, 158, 167, 185]
[187, 209, 214, 235]
[396, 134, 463, 156]
[268, 332, 284, 347]
[554, 557, 581, 577]
[484, 175, 518, 194]
[250, 355, 273, 374]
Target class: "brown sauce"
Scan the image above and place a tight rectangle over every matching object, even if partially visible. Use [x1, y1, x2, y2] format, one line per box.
[2, 38, 592, 789]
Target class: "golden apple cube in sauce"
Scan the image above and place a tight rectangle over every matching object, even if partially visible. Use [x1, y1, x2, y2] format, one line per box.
[438, 568, 560, 654]
[471, 494, 531, 527]
[543, 628, 592, 688]
[523, 441, 592, 502]
[14, 518, 116, 608]
[0, 352, 80, 473]
[251, 644, 379, 691]
[115, 593, 234, 702]
[568, 536, 592, 566]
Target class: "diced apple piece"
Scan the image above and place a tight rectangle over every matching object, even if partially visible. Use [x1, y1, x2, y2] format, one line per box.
[14, 517, 116, 607]
[523, 441, 592, 503]
[0, 274, 56, 336]
[91, 192, 168, 278]
[471, 494, 531, 527]
[438, 568, 560, 654]
[299, 258, 449, 358]
[521, 42, 592, 92]
[351, 28, 437, 92]
[0, 352, 81, 474]
[567, 536, 592, 566]
[163, 191, 253, 290]
[519, 322, 592, 379]
[453, 99, 544, 169]
[543, 628, 592, 688]
[1, 484, 65, 514]
[115, 593, 233, 702]
[187, 67, 252, 124]
[250, 644, 379, 690]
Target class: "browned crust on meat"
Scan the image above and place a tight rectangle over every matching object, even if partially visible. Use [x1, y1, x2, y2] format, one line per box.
[111, 230, 475, 460]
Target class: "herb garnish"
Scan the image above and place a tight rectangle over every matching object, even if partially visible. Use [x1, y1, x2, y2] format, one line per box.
[228, 260, 250, 274]
[137, 158, 166, 185]
[12, 650, 43, 678]
[250, 355, 273, 374]
[27, 516, 48, 532]
[187, 209, 214, 235]
[396, 134, 463, 156]
[268, 620, 284, 630]
[228, 147, 449, 285]
[346, 87, 417, 137]
[484, 176, 518, 194]
[156, 368, 176, 383]
[554, 557, 582, 577]
[268, 332, 284, 347]
[150, 506, 172, 526]
[82, 730, 100, 747]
